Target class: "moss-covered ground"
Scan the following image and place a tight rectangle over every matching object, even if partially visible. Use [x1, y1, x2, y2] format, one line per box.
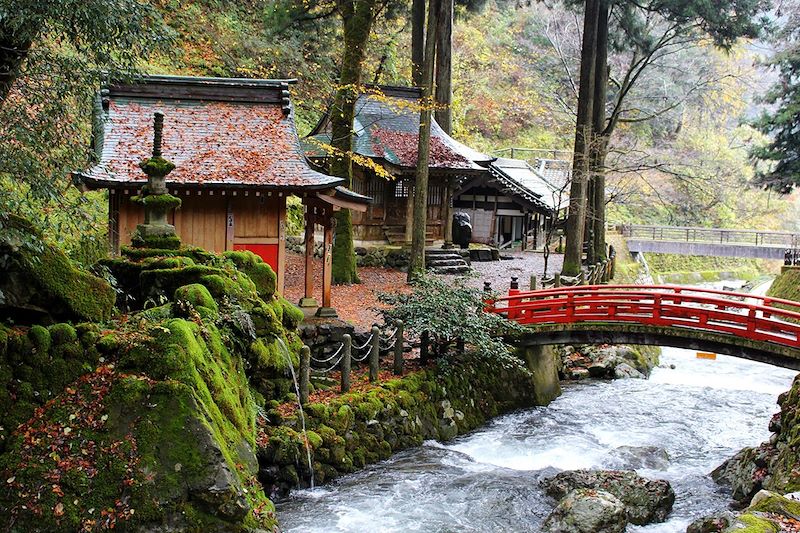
[0, 244, 307, 532]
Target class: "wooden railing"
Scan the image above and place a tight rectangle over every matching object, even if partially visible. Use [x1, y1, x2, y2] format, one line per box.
[486, 285, 800, 351]
[619, 224, 800, 248]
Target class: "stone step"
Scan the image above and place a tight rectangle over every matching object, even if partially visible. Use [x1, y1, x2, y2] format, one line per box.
[427, 258, 465, 267]
[431, 265, 471, 275]
[425, 248, 459, 256]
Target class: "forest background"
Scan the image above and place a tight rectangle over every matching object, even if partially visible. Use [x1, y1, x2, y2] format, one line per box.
[0, 0, 795, 266]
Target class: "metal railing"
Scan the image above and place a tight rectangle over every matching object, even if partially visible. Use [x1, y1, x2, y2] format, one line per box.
[619, 224, 800, 248]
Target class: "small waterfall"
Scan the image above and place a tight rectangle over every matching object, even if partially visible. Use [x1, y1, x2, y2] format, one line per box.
[275, 337, 315, 489]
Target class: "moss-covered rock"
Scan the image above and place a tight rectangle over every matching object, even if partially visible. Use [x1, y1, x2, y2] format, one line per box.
[223, 250, 277, 299]
[0, 214, 115, 322]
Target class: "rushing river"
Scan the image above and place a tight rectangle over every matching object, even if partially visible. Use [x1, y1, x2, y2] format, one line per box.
[277, 348, 796, 532]
[277, 280, 797, 532]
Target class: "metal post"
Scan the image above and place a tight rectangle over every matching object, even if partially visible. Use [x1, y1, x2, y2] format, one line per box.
[369, 325, 380, 383]
[299, 345, 310, 405]
[341, 334, 351, 393]
[393, 320, 404, 375]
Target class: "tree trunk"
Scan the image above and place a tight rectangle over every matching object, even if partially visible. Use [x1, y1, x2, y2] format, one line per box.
[591, 1, 610, 263]
[408, 0, 439, 281]
[0, 31, 33, 102]
[561, 0, 600, 277]
[434, 0, 453, 134]
[411, 0, 426, 86]
[330, 0, 379, 284]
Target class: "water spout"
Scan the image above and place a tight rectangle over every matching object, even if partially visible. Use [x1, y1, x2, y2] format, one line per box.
[275, 337, 315, 489]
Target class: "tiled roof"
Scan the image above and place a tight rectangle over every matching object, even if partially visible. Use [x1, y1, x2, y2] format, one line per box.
[489, 157, 566, 212]
[75, 75, 343, 190]
[307, 86, 494, 172]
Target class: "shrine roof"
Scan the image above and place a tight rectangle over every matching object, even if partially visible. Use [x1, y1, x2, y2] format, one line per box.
[74, 75, 343, 191]
[306, 85, 494, 173]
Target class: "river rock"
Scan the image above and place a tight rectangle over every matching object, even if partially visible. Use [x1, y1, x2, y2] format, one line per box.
[543, 469, 675, 525]
[614, 363, 645, 379]
[610, 445, 670, 470]
[710, 443, 775, 505]
[541, 488, 627, 533]
[685, 512, 735, 533]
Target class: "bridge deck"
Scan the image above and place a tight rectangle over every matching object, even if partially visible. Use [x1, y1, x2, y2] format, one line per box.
[487, 285, 800, 368]
[620, 224, 800, 259]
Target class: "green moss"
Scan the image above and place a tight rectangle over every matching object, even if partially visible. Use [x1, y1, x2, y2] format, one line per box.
[4, 215, 115, 322]
[174, 283, 219, 316]
[279, 296, 305, 329]
[223, 250, 277, 299]
[48, 323, 77, 345]
[28, 325, 50, 354]
[148, 256, 195, 269]
[139, 156, 176, 177]
[131, 193, 182, 210]
[133, 233, 182, 250]
[730, 514, 780, 532]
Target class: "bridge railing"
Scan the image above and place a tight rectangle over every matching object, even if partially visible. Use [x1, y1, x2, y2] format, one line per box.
[486, 285, 800, 351]
[618, 224, 800, 248]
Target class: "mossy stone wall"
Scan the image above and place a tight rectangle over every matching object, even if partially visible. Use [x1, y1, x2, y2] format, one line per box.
[258, 353, 549, 494]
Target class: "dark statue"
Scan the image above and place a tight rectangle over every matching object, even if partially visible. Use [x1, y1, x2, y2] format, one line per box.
[452, 212, 472, 249]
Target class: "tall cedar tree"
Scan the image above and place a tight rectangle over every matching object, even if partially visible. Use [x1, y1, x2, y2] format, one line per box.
[408, 0, 439, 280]
[561, 0, 769, 276]
[752, 5, 800, 193]
[329, 0, 380, 284]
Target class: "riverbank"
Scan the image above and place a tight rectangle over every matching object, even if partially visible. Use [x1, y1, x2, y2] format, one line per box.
[277, 347, 795, 531]
[258, 348, 561, 496]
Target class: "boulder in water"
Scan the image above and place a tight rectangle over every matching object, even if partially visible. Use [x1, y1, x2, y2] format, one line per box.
[543, 469, 675, 525]
[542, 488, 627, 533]
[711, 443, 774, 505]
[610, 445, 670, 470]
[685, 512, 735, 533]
[614, 363, 645, 380]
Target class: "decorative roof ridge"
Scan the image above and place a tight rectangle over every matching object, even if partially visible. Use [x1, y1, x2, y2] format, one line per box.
[362, 84, 422, 99]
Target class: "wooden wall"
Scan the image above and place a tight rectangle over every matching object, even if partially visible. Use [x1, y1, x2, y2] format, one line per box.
[110, 189, 287, 293]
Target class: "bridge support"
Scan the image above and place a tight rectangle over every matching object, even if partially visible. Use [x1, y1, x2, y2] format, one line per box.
[520, 345, 561, 405]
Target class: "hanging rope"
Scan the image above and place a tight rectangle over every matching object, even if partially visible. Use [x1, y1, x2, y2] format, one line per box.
[315, 352, 345, 373]
[380, 327, 397, 342]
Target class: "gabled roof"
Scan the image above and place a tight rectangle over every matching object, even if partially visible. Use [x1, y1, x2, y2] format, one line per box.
[74, 75, 344, 191]
[488, 157, 567, 213]
[307, 85, 494, 174]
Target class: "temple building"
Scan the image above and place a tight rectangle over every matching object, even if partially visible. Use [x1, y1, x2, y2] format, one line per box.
[305, 85, 559, 249]
[73, 75, 368, 315]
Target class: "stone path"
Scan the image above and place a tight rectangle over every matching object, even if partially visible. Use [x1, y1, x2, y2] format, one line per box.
[283, 250, 565, 331]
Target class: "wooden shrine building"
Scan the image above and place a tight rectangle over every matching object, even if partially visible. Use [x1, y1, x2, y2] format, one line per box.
[306, 85, 559, 249]
[73, 75, 368, 315]
[306, 85, 494, 246]
[454, 157, 561, 249]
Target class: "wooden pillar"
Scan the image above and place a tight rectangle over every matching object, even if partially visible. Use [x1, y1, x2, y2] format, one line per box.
[443, 178, 454, 248]
[277, 197, 286, 295]
[404, 181, 414, 244]
[299, 211, 318, 308]
[316, 215, 337, 317]
[225, 197, 234, 251]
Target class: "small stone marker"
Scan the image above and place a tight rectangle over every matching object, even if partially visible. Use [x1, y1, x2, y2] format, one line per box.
[369, 325, 380, 383]
[341, 334, 351, 393]
[299, 345, 310, 405]
[393, 320, 404, 376]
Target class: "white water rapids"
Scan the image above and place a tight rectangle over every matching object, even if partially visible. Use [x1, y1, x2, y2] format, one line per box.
[277, 280, 797, 532]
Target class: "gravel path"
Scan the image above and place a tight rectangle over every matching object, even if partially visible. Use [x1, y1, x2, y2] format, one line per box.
[283, 250, 565, 330]
[444, 251, 565, 293]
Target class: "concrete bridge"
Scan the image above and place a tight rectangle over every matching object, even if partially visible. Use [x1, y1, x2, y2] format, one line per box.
[487, 285, 800, 370]
[620, 224, 800, 260]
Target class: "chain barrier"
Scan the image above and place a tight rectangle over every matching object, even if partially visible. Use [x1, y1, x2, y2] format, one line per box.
[309, 342, 344, 364]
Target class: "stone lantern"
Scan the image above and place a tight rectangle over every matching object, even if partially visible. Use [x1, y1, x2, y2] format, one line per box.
[131, 112, 182, 249]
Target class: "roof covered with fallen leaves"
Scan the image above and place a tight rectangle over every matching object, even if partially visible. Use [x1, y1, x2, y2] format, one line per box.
[307, 85, 494, 173]
[489, 157, 566, 212]
[76, 75, 343, 190]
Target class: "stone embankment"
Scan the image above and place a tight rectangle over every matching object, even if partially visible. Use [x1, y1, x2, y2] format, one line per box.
[258, 350, 561, 495]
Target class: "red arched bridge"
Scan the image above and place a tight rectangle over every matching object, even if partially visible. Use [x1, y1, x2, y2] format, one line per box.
[486, 285, 800, 369]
